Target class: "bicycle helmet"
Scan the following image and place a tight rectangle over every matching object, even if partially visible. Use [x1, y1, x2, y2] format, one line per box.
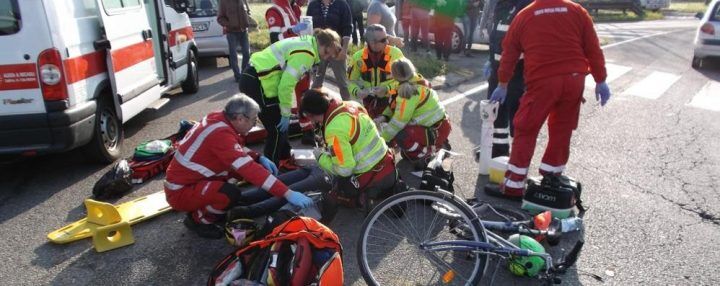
[507, 234, 547, 277]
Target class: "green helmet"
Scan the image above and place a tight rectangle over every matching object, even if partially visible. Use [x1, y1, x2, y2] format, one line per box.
[507, 234, 547, 277]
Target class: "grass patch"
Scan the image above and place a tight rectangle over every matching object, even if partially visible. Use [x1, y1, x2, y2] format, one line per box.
[591, 9, 663, 22]
[669, 1, 708, 13]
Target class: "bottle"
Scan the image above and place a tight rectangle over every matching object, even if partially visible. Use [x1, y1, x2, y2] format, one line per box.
[560, 217, 583, 233]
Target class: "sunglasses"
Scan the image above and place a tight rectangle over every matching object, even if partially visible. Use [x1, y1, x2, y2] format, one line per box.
[376, 38, 388, 44]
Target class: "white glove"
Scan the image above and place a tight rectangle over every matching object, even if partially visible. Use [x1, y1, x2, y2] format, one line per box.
[356, 88, 371, 99]
[372, 86, 388, 97]
[373, 116, 386, 126]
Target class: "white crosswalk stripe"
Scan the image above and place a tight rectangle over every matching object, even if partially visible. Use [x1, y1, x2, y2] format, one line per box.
[585, 63, 633, 87]
[622, 71, 681, 99]
[687, 81, 720, 112]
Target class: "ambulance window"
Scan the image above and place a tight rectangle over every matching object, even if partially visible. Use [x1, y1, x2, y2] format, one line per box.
[0, 0, 21, 35]
[188, 0, 218, 17]
[102, 0, 141, 11]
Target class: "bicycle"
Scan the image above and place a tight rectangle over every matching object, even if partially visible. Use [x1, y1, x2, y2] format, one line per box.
[356, 189, 583, 285]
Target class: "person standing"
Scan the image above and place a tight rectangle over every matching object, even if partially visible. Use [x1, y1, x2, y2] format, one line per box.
[218, 0, 252, 82]
[409, 0, 431, 53]
[490, 0, 611, 197]
[348, 0, 368, 45]
[462, 0, 482, 56]
[307, 0, 354, 100]
[433, 0, 465, 61]
[239, 29, 344, 170]
[347, 24, 405, 118]
[399, 0, 414, 45]
[486, 0, 533, 158]
[164, 94, 313, 239]
[367, 0, 405, 47]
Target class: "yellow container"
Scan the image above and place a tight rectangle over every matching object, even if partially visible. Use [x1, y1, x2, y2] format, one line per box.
[488, 156, 509, 184]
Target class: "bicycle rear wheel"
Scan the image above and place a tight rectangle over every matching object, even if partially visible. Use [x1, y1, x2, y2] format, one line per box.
[357, 190, 488, 286]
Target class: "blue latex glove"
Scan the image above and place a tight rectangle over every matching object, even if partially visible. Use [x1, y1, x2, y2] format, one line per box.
[489, 85, 507, 104]
[595, 82, 611, 106]
[277, 116, 290, 133]
[483, 61, 492, 78]
[285, 190, 314, 208]
[258, 156, 279, 175]
[291, 22, 308, 34]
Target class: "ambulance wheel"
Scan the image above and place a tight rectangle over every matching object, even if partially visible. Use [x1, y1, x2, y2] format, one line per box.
[86, 96, 122, 163]
[182, 49, 199, 94]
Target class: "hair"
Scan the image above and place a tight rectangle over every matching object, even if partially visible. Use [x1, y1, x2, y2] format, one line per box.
[391, 58, 418, 98]
[224, 93, 260, 120]
[314, 28, 341, 49]
[300, 88, 331, 116]
[364, 24, 387, 43]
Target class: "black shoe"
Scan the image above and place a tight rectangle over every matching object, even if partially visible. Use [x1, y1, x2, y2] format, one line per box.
[183, 214, 224, 239]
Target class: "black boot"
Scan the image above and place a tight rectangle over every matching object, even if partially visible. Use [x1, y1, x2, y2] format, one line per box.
[183, 214, 224, 239]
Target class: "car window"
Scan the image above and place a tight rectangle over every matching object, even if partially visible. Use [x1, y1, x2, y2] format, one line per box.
[188, 0, 218, 18]
[712, 2, 720, 21]
[0, 0, 20, 36]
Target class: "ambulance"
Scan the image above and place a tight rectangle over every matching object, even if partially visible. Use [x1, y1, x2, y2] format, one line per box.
[0, 0, 199, 163]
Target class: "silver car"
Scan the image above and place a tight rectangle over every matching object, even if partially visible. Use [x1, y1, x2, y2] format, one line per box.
[189, 0, 232, 57]
[693, 0, 720, 68]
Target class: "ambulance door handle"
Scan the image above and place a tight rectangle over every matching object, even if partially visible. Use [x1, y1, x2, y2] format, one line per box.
[93, 39, 111, 50]
[142, 29, 153, 41]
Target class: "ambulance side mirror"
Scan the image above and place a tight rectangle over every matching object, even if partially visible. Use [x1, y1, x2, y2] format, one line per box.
[172, 0, 196, 13]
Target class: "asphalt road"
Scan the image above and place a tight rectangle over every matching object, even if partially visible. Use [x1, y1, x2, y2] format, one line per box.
[1, 18, 718, 285]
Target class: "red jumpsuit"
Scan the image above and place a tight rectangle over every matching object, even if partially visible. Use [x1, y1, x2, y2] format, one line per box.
[164, 112, 289, 224]
[497, 0, 606, 196]
[266, 0, 313, 133]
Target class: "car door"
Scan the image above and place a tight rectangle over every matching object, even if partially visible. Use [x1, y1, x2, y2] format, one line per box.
[94, 0, 159, 105]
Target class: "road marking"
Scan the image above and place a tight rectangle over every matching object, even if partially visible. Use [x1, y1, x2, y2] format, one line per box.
[440, 83, 489, 106]
[622, 71, 681, 99]
[687, 81, 720, 112]
[601, 30, 680, 50]
[585, 63, 633, 87]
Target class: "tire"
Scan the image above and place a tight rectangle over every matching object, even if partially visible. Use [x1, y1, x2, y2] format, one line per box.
[85, 97, 122, 164]
[181, 49, 199, 94]
[357, 190, 487, 286]
[451, 26, 465, 54]
[692, 56, 702, 69]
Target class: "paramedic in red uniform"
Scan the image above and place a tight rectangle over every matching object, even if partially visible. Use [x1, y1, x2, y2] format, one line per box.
[490, 0, 611, 197]
[164, 94, 313, 239]
[265, 0, 316, 149]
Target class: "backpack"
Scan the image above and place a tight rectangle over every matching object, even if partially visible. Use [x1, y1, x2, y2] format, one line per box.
[209, 217, 344, 286]
[522, 174, 585, 218]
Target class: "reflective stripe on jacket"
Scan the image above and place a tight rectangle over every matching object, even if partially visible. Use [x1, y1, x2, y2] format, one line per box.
[249, 36, 320, 116]
[318, 100, 389, 177]
[348, 45, 405, 99]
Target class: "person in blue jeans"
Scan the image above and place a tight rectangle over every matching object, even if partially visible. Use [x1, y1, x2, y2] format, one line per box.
[462, 0, 482, 57]
[218, 0, 253, 82]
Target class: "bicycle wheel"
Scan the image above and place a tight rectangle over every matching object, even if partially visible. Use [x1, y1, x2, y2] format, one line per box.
[357, 190, 488, 286]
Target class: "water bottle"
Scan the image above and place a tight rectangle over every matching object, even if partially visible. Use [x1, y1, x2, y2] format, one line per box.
[560, 217, 583, 233]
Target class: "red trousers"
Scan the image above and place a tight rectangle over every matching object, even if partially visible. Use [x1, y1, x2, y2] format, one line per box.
[396, 118, 451, 160]
[166, 180, 230, 224]
[503, 73, 584, 196]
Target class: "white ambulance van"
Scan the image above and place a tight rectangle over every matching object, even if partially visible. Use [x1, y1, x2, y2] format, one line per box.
[0, 0, 199, 163]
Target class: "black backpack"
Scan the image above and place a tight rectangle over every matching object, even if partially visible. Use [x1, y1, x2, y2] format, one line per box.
[92, 160, 133, 200]
[522, 174, 585, 218]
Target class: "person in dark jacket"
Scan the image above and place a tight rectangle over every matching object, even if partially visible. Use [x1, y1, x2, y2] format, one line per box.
[306, 0, 353, 100]
[348, 0, 367, 45]
[218, 0, 253, 82]
[485, 0, 533, 158]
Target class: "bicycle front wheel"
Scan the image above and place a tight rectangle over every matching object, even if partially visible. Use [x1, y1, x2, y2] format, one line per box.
[357, 190, 488, 286]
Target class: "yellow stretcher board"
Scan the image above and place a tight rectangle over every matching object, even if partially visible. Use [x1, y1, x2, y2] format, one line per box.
[48, 191, 171, 245]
